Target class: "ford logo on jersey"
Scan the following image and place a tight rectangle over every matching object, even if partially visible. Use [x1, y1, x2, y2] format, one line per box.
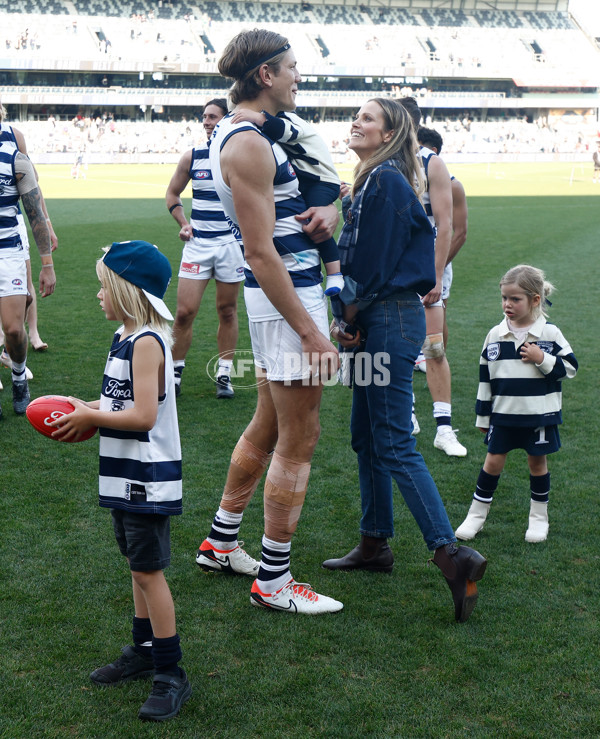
[193, 170, 211, 180]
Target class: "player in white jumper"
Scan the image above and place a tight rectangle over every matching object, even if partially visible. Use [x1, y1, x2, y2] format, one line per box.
[195, 29, 343, 615]
[166, 98, 244, 399]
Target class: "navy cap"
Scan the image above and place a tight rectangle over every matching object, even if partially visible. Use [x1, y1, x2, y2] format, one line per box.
[103, 240, 173, 320]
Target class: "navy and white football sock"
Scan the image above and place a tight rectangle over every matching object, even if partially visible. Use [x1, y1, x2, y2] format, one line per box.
[132, 615, 153, 658]
[152, 634, 183, 678]
[217, 358, 233, 378]
[11, 358, 27, 384]
[207, 506, 243, 550]
[173, 360, 185, 387]
[530, 472, 550, 503]
[256, 536, 291, 593]
[474, 469, 500, 503]
[433, 401, 452, 428]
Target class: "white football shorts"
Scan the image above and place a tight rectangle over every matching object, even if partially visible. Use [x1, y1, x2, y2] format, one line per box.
[249, 298, 330, 382]
[0, 253, 28, 297]
[178, 237, 244, 283]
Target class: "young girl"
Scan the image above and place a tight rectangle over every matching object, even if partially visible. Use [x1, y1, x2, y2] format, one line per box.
[456, 264, 577, 543]
[51, 240, 191, 722]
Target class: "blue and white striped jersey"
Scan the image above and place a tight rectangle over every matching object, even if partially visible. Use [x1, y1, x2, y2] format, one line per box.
[98, 327, 182, 515]
[0, 123, 23, 252]
[209, 114, 322, 295]
[419, 146, 436, 230]
[189, 141, 236, 246]
[475, 315, 577, 429]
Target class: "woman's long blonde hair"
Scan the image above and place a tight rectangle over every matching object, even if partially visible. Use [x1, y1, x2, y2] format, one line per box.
[352, 98, 425, 199]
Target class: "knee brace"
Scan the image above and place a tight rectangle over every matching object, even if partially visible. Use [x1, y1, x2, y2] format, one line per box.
[422, 333, 445, 360]
[264, 452, 310, 541]
[220, 434, 272, 513]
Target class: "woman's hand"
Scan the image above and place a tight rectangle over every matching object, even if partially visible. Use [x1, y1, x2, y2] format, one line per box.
[330, 320, 361, 349]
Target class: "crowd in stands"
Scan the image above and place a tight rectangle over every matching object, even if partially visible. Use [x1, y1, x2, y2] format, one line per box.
[15, 111, 597, 160]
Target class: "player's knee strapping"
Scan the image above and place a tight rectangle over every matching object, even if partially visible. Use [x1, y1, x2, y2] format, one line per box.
[264, 452, 311, 542]
[422, 332, 445, 360]
[220, 434, 272, 513]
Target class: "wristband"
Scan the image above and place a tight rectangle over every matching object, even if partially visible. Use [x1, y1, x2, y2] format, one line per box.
[42, 263, 54, 268]
[169, 203, 183, 214]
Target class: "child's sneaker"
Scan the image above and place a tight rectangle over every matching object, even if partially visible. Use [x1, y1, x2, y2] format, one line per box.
[324, 272, 344, 296]
[138, 670, 192, 722]
[196, 539, 259, 576]
[90, 645, 154, 685]
[250, 578, 343, 614]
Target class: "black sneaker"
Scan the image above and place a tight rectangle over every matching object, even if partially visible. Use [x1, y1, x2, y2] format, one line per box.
[216, 375, 234, 399]
[138, 670, 192, 722]
[90, 645, 154, 685]
[12, 379, 30, 415]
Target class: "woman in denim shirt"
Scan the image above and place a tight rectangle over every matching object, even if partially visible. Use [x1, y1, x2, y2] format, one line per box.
[323, 99, 487, 622]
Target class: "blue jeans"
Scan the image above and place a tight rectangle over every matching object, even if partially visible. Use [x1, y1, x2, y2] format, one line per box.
[350, 293, 456, 550]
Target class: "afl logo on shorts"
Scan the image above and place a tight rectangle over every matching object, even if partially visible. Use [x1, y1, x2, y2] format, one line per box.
[487, 343, 500, 361]
[12, 279, 23, 286]
[193, 170, 211, 180]
[287, 162, 296, 178]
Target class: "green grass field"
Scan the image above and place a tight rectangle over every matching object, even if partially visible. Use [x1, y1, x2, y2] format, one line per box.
[1, 162, 598, 738]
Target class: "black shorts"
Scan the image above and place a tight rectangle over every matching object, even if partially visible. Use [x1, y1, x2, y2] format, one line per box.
[484, 424, 561, 456]
[111, 509, 171, 572]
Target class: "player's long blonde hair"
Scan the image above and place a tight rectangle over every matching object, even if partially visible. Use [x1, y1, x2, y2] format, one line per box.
[97, 253, 173, 346]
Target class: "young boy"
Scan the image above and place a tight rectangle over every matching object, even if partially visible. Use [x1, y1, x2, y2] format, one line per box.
[51, 240, 190, 722]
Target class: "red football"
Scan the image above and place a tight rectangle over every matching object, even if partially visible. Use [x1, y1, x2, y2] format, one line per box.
[26, 395, 98, 443]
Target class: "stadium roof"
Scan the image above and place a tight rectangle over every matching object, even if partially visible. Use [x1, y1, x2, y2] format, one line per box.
[273, 0, 569, 9]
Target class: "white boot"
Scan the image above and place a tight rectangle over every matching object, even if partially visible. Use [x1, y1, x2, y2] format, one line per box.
[455, 499, 491, 541]
[525, 500, 549, 543]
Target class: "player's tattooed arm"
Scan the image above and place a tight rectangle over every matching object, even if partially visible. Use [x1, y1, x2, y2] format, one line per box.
[15, 152, 55, 296]
[15, 152, 52, 257]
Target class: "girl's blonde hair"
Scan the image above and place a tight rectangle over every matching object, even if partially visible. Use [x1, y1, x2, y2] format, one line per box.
[500, 264, 555, 319]
[352, 98, 425, 200]
[97, 252, 173, 346]
[0, 98, 7, 121]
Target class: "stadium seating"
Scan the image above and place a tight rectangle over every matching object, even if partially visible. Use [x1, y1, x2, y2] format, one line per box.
[1, 0, 598, 158]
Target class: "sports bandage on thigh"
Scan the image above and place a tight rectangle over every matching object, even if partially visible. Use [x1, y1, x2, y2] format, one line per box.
[220, 435, 272, 513]
[264, 452, 311, 542]
[422, 333, 445, 359]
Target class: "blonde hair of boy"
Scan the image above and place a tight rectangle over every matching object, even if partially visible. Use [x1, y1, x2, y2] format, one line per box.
[97, 253, 173, 346]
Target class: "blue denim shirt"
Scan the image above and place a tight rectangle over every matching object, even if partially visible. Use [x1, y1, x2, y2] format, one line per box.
[338, 163, 435, 309]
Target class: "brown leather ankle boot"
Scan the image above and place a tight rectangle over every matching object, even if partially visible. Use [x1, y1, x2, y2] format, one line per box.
[322, 535, 394, 573]
[433, 543, 487, 622]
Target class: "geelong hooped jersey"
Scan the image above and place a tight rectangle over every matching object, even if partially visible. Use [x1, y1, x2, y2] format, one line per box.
[419, 146, 436, 230]
[0, 123, 23, 252]
[189, 141, 236, 246]
[475, 315, 578, 429]
[98, 327, 182, 515]
[209, 114, 322, 291]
